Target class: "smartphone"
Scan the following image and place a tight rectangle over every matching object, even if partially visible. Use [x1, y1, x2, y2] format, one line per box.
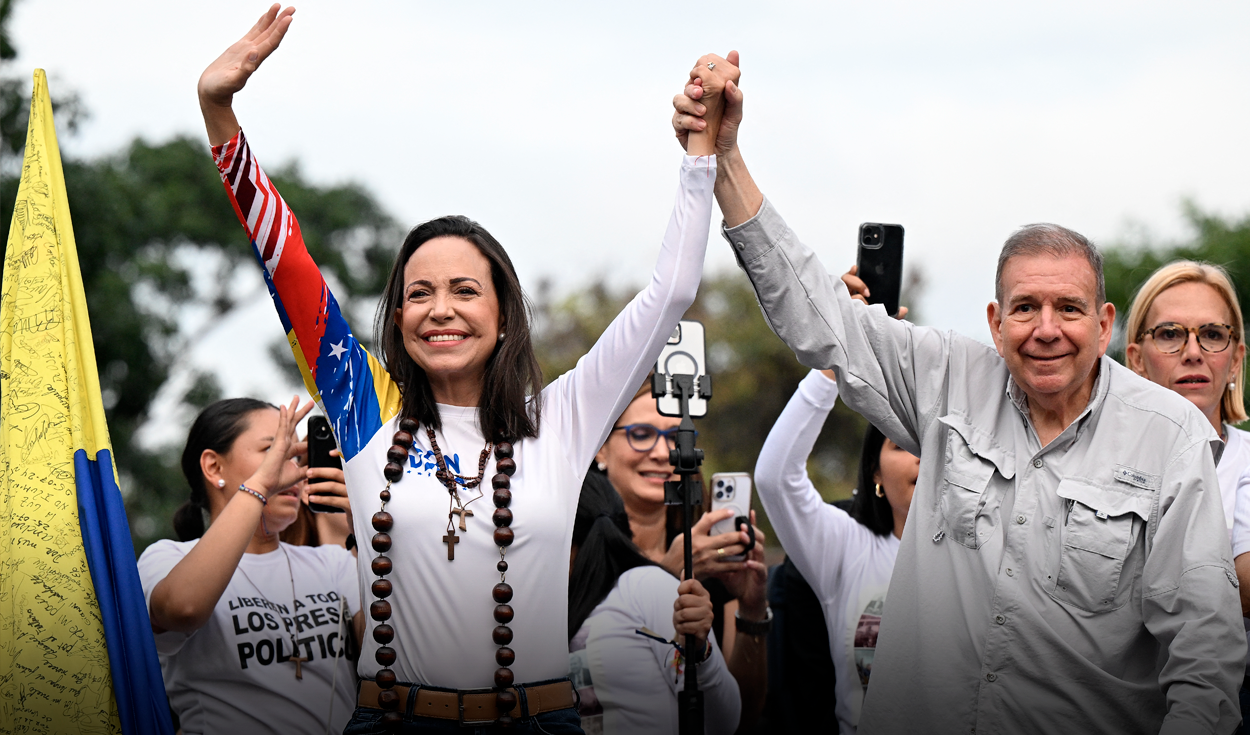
[856, 223, 905, 317]
[709, 472, 752, 561]
[654, 320, 708, 418]
[306, 415, 344, 514]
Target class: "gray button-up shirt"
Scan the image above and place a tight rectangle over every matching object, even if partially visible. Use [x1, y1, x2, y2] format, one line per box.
[726, 199, 1244, 734]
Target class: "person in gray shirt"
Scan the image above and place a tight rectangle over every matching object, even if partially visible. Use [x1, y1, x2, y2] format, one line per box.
[673, 53, 1244, 734]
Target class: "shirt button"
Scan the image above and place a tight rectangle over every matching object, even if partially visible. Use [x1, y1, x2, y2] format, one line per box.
[986, 673, 997, 682]
[736, 241, 746, 250]
[1016, 515, 1026, 524]
[1006, 568, 1014, 577]
[1032, 458, 1044, 469]
[995, 614, 1006, 625]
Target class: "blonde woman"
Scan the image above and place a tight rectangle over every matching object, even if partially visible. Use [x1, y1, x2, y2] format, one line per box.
[1124, 260, 1247, 536]
[1125, 260, 1250, 733]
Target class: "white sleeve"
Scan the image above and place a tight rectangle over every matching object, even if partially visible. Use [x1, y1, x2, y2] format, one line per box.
[633, 568, 741, 735]
[754, 369, 870, 599]
[543, 156, 716, 476]
[137, 539, 193, 654]
[1233, 464, 1250, 558]
[327, 545, 361, 616]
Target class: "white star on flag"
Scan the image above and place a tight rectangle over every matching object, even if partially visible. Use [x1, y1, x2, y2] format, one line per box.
[328, 341, 348, 360]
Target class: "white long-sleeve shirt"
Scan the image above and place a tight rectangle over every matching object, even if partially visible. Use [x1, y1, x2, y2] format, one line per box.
[212, 130, 716, 688]
[570, 566, 740, 735]
[755, 369, 898, 734]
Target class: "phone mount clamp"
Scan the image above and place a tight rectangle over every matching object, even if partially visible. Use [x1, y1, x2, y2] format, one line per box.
[652, 370, 712, 735]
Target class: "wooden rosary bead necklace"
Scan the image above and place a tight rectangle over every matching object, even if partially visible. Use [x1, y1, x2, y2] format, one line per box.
[368, 417, 519, 729]
[427, 427, 491, 557]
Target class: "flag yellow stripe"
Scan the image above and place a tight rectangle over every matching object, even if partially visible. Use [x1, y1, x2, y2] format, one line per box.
[0, 70, 121, 733]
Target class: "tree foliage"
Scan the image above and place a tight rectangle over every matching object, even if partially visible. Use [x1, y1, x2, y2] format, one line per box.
[1, 5, 400, 552]
[531, 270, 873, 542]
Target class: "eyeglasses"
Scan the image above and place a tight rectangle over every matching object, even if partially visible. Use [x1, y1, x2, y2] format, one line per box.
[611, 423, 697, 453]
[1139, 322, 1237, 355]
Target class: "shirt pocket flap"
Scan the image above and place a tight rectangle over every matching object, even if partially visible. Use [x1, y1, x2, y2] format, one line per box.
[1056, 479, 1152, 559]
[937, 414, 1016, 481]
[1056, 480, 1153, 521]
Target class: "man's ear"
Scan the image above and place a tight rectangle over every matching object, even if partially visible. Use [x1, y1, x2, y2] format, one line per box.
[1096, 301, 1117, 357]
[987, 301, 1005, 357]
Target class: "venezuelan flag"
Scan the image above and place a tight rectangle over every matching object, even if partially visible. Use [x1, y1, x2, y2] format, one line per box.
[0, 71, 171, 735]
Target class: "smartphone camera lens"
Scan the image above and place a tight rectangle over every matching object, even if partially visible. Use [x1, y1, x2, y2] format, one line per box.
[861, 225, 884, 249]
[716, 480, 725, 488]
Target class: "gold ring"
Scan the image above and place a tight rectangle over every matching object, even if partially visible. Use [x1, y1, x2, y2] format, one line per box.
[716, 548, 725, 557]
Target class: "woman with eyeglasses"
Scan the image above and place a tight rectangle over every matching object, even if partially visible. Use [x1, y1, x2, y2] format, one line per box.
[592, 379, 769, 731]
[1124, 261, 1247, 535]
[1124, 260, 1250, 732]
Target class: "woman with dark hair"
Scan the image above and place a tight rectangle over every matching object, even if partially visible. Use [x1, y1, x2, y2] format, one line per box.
[593, 379, 769, 730]
[138, 397, 365, 734]
[197, 7, 733, 733]
[754, 370, 919, 734]
[567, 472, 740, 735]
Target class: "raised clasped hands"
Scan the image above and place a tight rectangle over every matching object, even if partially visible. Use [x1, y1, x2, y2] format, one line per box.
[244, 396, 314, 499]
[679, 51, 743, 157]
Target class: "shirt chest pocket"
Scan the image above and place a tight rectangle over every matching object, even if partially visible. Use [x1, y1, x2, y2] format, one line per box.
[1048, 479, 1153, 613]
[937, 418, 1013, 551]
[940, 444, 996, 549]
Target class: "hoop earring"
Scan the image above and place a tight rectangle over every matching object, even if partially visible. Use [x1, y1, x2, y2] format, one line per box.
[875, 484, 885, 498]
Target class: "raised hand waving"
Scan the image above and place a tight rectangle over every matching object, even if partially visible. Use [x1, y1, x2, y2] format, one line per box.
[198, 4, 296, 145]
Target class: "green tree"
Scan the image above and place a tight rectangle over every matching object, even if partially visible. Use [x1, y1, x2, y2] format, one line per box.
[1, 2, 400, 553]
[531, 270, 877, 544]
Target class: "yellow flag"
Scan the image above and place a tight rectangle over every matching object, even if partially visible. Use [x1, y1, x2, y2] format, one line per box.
[0, 69, 122, 734]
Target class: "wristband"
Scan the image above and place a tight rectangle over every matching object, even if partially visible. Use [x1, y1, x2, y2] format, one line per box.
[239, 484, 267, 506]
[734, 606, 773, 636]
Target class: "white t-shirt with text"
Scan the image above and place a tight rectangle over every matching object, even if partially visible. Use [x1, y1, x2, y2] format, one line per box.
[138, 539, 360, 735]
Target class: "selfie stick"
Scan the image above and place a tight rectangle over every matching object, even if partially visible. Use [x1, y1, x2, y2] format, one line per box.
[652, 370, 712, 735]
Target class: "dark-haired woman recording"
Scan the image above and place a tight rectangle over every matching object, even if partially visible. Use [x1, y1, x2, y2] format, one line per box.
[138, 398, 364, 734]
[568, 473, 740, 735]
[197, 7, 732, 732]
[754, 370, 918, 734]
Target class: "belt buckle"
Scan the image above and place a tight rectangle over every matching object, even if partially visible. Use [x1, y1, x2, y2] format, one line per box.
[457, 686, 497, 728]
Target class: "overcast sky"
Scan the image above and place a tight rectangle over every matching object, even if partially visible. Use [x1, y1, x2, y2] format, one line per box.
[10, 0, 1250, 445]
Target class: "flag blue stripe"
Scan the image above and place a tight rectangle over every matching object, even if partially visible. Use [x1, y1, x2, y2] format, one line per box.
[76, 448, 173, 735]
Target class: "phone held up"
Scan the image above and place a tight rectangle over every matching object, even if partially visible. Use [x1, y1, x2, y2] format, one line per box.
[709, 473, 752, 562]
[654, 320, 709, 419]
[856, 223, 905, 317]
[306, 415, 344, 514]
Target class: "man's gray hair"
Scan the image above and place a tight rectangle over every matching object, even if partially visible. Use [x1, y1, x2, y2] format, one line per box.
[994, 223, 1105, 304]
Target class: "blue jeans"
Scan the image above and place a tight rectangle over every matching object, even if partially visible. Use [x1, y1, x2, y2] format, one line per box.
[343, 705, 582, 735]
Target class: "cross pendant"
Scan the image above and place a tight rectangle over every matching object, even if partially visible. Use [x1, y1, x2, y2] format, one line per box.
[443, 529, 459, 561]
[451, 505, 474, 531]
[290, 653, 309, 679]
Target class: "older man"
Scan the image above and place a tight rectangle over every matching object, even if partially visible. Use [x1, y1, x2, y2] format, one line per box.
[675, 55, 1244, 734]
